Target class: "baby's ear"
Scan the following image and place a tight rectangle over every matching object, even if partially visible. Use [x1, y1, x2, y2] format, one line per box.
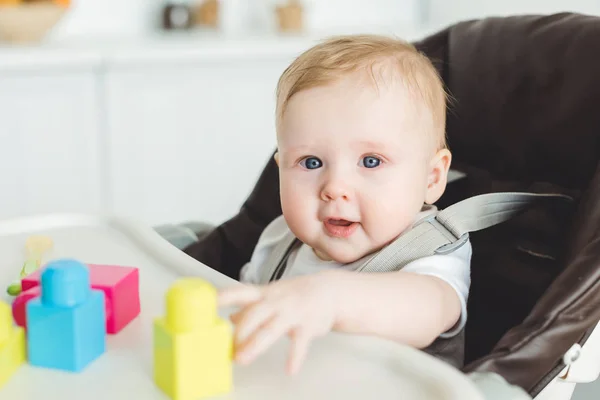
[274, 152, 280, 166]
[425, 149, 452, 204]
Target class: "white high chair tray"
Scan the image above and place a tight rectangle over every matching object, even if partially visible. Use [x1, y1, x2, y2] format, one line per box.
[0, 213, 484, 400]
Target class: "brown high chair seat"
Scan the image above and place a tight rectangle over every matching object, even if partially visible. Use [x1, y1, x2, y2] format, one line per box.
[180, 12, 600, 399]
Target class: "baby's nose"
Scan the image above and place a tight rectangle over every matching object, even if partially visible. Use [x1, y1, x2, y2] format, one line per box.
[321, 181, 350, 201]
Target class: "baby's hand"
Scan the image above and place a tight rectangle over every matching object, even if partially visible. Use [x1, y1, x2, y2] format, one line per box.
[218, 273, 337, 375]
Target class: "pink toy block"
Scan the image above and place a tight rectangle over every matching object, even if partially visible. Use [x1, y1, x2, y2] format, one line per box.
[19, 264, 140, 334]
[88, 264, 141, 334]
[12, 286, 41, 329]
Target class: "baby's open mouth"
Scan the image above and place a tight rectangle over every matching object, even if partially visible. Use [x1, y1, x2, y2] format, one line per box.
[327, 219, 354, 226]
[324, 219, 358, 238]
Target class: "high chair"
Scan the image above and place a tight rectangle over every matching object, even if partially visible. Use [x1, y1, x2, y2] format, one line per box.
[157, 11, 600, 400]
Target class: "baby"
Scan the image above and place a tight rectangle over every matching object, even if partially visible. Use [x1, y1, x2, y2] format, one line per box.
[218, 34, 471, 375]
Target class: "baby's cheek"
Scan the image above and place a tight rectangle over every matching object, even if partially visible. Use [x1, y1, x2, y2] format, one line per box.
[363, 188, 398, 220]
[281, 171, 316, 208]
[362, 191, 417, 240]
[280, 185, 309, 224]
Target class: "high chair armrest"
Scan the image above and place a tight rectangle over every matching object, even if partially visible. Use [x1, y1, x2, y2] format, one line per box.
[154, 221, 215, 250]
[178, 221, 216, 240]
[468, 372, 532, 400]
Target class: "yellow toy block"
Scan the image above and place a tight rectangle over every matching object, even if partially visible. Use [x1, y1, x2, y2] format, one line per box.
[154, 278, 233, 400]
[0, 301, 25, 389]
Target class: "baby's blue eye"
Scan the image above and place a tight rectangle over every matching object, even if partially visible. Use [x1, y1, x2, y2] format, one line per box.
[301, 157, 322, 170]
[361, 156, 381, 168]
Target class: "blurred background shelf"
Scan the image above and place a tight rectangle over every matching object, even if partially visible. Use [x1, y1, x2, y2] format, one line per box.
[0, 25, 440, 71]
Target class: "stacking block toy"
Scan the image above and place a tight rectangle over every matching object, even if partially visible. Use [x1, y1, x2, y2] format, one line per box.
[85, 264, 140, 334]
[154, 278, 233, 399]
[26, 259, 106, 372]
[11, 285, 40, 329]
[0, 301, 25, 388]
[18, 263, 140, 334]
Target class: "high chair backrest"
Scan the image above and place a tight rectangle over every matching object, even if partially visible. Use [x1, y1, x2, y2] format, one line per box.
[412, 12, 600, 396]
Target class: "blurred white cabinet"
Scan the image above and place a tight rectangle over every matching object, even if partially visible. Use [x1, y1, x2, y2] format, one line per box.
[104, 59, 287, 225]
[0, 71, 103, 219]
[0, 36, 316, 226]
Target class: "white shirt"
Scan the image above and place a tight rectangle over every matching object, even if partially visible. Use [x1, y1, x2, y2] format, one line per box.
[240, 210, 472, 338]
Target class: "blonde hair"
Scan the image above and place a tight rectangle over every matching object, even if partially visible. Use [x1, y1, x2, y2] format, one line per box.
[275, 34, 448, 150]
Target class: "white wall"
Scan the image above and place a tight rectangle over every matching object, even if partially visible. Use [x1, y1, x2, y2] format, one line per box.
[50, 0, 164, 38]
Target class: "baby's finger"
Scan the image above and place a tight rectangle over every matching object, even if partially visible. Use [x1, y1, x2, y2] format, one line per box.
[287, 329, 312, 376]
[236, 313, 292, 365]
[235, 301, 277, 344]
[229, 308, 244, 325]
[218, 284, 263, 308]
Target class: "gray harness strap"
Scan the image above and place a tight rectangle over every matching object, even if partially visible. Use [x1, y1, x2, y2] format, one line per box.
[358, 192, 572, 273]
[259, 230, 299, 283]
[258, 192, 573, 282]
[435, 192, 572, 238]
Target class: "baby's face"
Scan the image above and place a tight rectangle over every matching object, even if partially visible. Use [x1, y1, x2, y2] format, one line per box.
[276, 74, 449, 263]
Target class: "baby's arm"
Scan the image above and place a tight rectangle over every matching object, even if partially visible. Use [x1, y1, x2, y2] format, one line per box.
[334, 242, 471, 346]
[330, 269, 461, 348]
[219, 242, 471, 374]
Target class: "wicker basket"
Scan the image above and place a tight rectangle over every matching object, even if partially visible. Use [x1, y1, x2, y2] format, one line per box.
[0, 3, 66, 43]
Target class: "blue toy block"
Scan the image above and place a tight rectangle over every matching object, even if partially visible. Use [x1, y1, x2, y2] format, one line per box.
[26, 259, 106, 373]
